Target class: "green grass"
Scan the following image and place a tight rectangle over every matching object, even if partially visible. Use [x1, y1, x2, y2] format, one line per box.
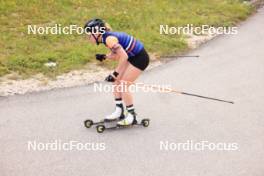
[0, 0, 253, 77]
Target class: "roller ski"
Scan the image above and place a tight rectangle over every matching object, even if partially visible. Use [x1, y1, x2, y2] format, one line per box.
[84, 99, 150, 133]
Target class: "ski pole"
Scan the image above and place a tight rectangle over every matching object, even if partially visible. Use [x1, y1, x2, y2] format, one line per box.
[162, 55, 200, 58]
[119, 81, 234, 104]
[167, 89, 234, 104]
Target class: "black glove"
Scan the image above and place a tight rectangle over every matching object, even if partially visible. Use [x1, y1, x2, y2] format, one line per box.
[105, 71, 119, 82]
[105, 74, 115, 82]
[95, 54, 106, 62]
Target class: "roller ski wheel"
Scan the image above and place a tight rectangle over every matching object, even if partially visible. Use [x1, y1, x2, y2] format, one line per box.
[141, 119, 150, 127]
[96, 125, 105, 133]
[84, 119, 93, 128]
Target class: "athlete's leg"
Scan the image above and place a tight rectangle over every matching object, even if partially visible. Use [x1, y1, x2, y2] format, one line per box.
[105, 61, 129, 121]
[113, 61, 129, 98]
[121, 64, 142, 105]
[117, 63, 142, 125]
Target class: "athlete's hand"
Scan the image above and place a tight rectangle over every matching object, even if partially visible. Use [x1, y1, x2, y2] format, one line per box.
[105, 74, 115, 82]
[105, 71, 119, 82]
[95, 54, 106, 62]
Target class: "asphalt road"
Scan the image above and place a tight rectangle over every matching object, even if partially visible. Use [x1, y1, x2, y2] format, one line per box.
[1, 8, 264, 176]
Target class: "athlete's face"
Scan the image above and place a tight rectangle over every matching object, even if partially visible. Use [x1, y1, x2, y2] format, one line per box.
[87, 33, 96, 44]
[86, 33, 102, 44]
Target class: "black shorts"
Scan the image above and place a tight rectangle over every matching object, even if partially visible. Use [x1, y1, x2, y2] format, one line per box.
[128, 48, 149, 71]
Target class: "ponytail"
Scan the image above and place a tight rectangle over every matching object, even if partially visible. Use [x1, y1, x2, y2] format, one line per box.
[105, 22, 112, 31]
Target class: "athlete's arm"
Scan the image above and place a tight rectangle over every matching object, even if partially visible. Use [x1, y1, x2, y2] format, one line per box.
[111, 43, 128, 74]
[106, 52, 118, 60]
[105, 36, 128, 74]
[105, 36, 119, 60]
